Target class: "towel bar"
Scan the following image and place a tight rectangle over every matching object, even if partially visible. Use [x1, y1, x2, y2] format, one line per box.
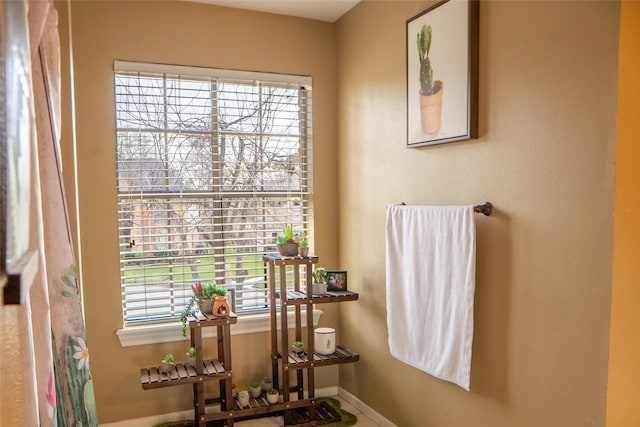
[397, 202, 493, 216]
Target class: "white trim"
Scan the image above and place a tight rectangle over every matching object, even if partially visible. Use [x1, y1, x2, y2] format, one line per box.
[101, 387, 339, 427]
[116, 309, 324, 347]
[114, 60, 312, 87]
[338, 386, 397, 427]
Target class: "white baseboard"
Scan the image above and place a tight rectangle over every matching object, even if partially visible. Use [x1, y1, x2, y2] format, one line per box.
[101, 387, 339, 427]
[337, 386, 397, 427]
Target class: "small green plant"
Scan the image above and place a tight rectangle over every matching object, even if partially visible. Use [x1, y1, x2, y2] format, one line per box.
[181, 282, 229, 337]
[164, 353, 174, 363]
[238, 390, 249, 397]
[298, 239, 309, 248]
[311, 268, 326, 284]
[417, 24, 436, 96]
[292, 341, 304, 355]
[250, 379, 260, 388]
[277, 224, 295, 244]
[202, 283, 227, 298]
[186, 347, 196, 357]
[268, 388, 278, 395]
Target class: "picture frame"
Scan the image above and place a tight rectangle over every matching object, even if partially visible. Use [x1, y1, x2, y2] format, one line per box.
[406, 0, 479, 148]
[2, 0, 38, 304]
[326, 270, 347, 292]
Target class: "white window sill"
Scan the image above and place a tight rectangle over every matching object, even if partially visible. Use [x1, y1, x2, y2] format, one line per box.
[116, 308, 324, 347]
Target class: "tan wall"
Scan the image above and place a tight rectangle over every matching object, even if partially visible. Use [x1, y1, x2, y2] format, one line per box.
[336, 1, 618, 426]
[607, 1, 640, 426]
[66, 1, 339, 423]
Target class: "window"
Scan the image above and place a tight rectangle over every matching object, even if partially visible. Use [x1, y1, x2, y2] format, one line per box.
[114, 61, 313, 325]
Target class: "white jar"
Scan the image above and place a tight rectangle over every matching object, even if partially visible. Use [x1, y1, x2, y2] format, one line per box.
[315, 327, 336, 355]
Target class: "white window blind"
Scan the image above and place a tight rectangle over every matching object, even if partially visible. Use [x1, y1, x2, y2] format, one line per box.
[114, 61, 313, 325]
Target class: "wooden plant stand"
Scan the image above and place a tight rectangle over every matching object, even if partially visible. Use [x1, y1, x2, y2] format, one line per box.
[140, 254, 359, 426]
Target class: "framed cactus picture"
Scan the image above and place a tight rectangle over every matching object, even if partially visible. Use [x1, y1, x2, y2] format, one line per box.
[406, 0, 479, 148]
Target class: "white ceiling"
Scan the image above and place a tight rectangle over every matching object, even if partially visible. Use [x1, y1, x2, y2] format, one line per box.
[188, 0, 360, 22]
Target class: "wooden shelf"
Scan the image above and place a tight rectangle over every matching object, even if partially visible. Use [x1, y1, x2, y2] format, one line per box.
[197, 398, 340, 426]
[284, 345, 360, 367]
[140, 359, 228, 390]
[140, 255, 359, 426]
[186, 311, 238, 327]
[280, 290, 359, 304]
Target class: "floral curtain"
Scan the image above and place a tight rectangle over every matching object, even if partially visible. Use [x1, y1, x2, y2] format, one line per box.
[27, 0, 98, 425]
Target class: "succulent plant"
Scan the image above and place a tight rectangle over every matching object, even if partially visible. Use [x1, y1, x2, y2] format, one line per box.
[311, 268, 326, 284]
[417, 24, 435, 96]
[181, 283, 228, 338]
[277, 224, 295, 244]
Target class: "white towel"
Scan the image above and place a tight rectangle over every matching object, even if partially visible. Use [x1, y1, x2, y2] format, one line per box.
[385, 204, 476, 390]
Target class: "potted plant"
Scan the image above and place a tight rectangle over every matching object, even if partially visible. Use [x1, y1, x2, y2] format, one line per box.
[417, 24, 443, 134]
[261, 376, 273, 393]
[297, 238, 309, 257]
[186, 347, 197, 368]
[160, 353, 175, 374]
[292, 340, 305, 356]
[311, 267, 327, 295]
[266, 388, 279, 404]
[250, 379, 262, 398]
[237, 390, 250, 408]
[276, 224, 299, 257]
[181, 283, 228, 337]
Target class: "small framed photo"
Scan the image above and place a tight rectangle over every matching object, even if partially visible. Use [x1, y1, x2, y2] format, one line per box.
[326, 270, 347, 292]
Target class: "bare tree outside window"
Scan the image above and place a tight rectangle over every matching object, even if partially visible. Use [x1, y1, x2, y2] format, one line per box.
[115, 65, 313, 325]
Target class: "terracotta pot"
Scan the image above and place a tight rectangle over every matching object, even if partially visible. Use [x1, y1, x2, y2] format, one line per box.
[419, 80, 444, 134]
[212, 296, 230, 317]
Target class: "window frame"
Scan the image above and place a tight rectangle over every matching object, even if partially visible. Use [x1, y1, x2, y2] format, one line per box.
[113, 61, 314, 327]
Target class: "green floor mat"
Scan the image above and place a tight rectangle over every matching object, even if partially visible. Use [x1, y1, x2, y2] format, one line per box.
[316, 397, 358, 427]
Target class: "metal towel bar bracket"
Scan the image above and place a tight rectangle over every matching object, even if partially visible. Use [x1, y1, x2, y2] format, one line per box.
[473, 202, 492, 216]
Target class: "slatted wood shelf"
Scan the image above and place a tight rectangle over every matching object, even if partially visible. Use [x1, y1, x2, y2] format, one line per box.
[280, 290, 359, 305]
[198, 398, 340, 426]
[263, 254, 319, 266]
[283, 345, 360, 368]
[186, 311, 238, 328]
[200, 396, 310, 422]
[140, 359, 229, 390]
[282, 400, 342, 426]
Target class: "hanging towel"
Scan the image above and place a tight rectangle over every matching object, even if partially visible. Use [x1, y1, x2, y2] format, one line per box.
[385, 204, 476, 391]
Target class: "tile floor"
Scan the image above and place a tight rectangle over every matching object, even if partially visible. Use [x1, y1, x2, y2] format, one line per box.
[235, 396, 381, 427]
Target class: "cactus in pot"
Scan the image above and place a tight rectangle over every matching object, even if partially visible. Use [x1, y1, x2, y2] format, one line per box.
[417, 25, 435, 96]
[416, 24, 443, 134]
